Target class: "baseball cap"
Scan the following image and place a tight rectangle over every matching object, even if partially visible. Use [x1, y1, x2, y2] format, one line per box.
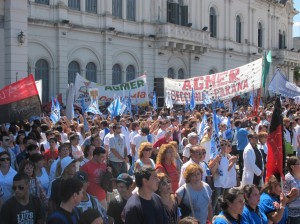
[75, 171, 88, 182]
[60, 156, 75, 175]
[113, 173, 133, 186]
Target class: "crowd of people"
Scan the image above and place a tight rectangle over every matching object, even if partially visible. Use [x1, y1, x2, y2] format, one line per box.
[0, 99, 300, 224]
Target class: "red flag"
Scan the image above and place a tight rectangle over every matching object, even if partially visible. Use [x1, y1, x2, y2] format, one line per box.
[0, 75, 42, 123]
[266, 97, 285, 182]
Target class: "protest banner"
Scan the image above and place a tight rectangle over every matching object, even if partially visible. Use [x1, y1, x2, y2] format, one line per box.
[164, 58, 263, 105]
[74, 73, 148, 108]
[0, 74, 42, 123]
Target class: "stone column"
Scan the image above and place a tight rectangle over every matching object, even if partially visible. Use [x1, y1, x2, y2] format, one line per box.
[4, 0, 28, 84]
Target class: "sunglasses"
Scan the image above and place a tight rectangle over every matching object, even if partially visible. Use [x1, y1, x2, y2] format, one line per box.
[12, 185, 25, 191]
[3, 139, 10, 142]
[0, 157, 10, 162]
[144, 148, 153, 151]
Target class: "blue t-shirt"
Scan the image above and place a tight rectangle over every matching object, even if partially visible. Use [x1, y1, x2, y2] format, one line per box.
[237, 128, 249, 151]
[241, 205, 268, 224]
[259, 192, 288, 224]
[213, 211, 241, 224]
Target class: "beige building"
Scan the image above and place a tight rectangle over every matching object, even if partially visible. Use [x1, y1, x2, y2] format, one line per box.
[0, 0, 299, 103]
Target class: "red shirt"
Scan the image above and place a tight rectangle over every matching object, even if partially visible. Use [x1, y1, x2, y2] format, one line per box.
[81, 160, 107, 201]
[156, 162, 179, 193]
[153, 136, 171, 149]
[43, 149, 59, 162]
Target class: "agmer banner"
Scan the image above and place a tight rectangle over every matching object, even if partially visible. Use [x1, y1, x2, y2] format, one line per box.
[74, 74, 149, 107]
[164, 58, 263, 105]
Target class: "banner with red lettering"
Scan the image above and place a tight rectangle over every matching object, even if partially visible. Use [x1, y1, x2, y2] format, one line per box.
[164, 58, 263, 104]
[0, 75, 42, 123]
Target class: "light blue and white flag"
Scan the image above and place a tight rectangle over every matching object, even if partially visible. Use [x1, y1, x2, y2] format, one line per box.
[199, 114, 208, 140]
[108, 97, 122, 119]
[203, 91, 211, 107]
[86, 99, 102, 115]
[210, 110, 221, 159]
[190, 88, 195, 111]
[152, 92, 157, 110]
[50, 97, 60, 123]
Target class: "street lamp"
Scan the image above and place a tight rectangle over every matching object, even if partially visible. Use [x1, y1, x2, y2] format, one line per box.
[18, 31, 25, 44]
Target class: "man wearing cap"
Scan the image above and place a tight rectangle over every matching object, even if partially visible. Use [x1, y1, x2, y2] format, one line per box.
[182, 132, 198, 163]
[107, 173, 133, 224]
[48, 156, 76, 214]
[123, 167, 167, 223]
[75, 171, 108, 224]
[108, 124, 128, 177]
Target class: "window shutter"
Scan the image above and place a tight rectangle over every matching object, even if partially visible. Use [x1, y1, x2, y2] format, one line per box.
[180, 5, 188, 26]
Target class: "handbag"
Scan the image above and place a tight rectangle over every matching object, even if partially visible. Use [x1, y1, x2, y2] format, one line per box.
[177, 187, 191, 218]
[284, 140, 294, 155]
[100, 170, 113, 192]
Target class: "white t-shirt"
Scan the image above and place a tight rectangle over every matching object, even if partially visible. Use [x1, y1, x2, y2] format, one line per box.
[109, 134, 126, 162]
[0, 167, 17, 201]
[36, 167, 50, 192]
[132, 134, 149, 161]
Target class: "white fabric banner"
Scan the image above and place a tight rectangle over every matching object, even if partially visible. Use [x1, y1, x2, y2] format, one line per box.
[35, 80, 42, 103]
[74, 73, 149, 107]
[164, 58, 263, 105]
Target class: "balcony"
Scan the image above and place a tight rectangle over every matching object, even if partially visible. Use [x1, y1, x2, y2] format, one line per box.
[155, 23, 210, 54]
[272, 49, 300, 66]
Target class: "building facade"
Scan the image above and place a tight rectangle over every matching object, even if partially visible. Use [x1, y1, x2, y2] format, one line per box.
[0, 0, 299, 103]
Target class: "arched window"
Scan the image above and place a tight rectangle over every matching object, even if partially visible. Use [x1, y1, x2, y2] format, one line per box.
[258, 22, 263, 48]
[112, 64, 122, 85]
[68, 61, 80, 84]
[178, 68, 185, 79]
[127, 0, 136, 21]
[126, 65, 135, 81]
[112, 0, 122, 18]
[236, 15, 242, 43]
[168, 68, 175, 79]
[86, 0, 97, 13]
[86, 62, 97, 82]
[210, 7, 217, 38]
[35, 0, 49, 4]
[35, 59, 49, 103]
[68, 0, 80, 10]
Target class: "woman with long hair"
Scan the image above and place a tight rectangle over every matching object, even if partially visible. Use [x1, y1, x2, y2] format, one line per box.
[134, 142, 155, 171]
[213, 187, 244, 224]
[176, 163, 212, 223]
[156, 143, 179, 193]
[29, 153, 50, 192]
[80, 144, 96, 167]
[283, 156, 300, 224]
[242, 184, 268, 224]
[156, 173, 179, 224]
[18, 159, 48, 208]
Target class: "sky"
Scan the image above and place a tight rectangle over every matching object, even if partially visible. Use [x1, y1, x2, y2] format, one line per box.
[293, 1, 300, 37]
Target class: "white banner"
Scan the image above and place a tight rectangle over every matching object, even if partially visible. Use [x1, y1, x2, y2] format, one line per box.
[35, 80, 42, 103]
[74, 74, 149, 107]
[164, 58, 263, 104]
